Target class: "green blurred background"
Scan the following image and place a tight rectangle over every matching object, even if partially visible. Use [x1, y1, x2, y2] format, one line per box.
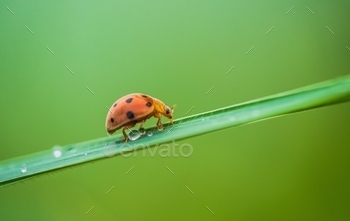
[1, 0, 350, 220]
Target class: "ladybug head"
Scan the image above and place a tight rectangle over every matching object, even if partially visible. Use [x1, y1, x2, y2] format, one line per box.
[164, 105, 175, 121]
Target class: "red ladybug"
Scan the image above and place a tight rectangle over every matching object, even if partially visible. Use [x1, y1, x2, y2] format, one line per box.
[106, 93, 175, 142]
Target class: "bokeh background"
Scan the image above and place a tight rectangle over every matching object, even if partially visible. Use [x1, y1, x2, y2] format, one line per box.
[1, 0, 350, 220]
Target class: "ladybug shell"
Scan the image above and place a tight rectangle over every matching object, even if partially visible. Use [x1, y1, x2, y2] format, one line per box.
[106, 93, 156, 134]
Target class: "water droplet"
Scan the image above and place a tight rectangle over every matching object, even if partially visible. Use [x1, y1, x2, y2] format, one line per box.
[139, 127, 146, 134]
[20, 164, 27, 173]
[53, 150, 62, 158]
[128, 130, 141, 141]
[52, 146, 62, 158]
[146, 130, 153, 137]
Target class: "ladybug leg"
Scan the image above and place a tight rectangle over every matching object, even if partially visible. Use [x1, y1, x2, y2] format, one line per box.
[122, 126, 129, 142]
[156, 117, 164, 131]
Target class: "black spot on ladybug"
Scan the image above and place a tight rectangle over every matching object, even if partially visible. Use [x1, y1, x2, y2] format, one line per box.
[141, 95, 148, 98]
[146, 102, 152, 107]
[113, 103, 117, 107]
[110, 118, 114, 123]
[166, 109, 170, 114]
[126, 98, 133, 103]
[126, 111, 135, 119]
[125, 97, 133, 103]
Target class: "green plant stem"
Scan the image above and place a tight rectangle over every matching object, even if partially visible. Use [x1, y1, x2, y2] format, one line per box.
[1, 74, 350, 186]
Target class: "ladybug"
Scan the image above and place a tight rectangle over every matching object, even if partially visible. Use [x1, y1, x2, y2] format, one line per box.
[106, 93, 175, 142]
